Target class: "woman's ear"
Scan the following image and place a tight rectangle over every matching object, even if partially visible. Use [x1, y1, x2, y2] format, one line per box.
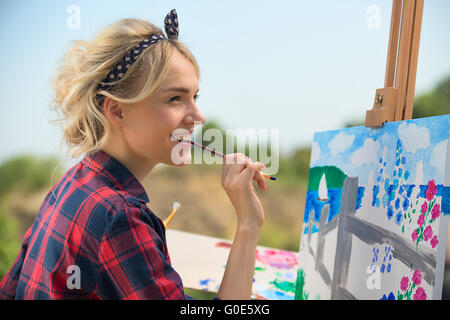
[103, 97, 124, 127]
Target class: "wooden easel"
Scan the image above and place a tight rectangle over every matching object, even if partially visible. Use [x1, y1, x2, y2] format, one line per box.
[365, 0, 424, 127]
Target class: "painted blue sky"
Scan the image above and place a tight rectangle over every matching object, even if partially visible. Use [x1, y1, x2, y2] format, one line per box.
[311, 114, 450, 186]
[0, 0, 449, 166]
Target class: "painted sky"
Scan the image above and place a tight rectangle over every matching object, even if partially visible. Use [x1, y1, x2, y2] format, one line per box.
[311, 115, 450, 186]
[0, 0, 449, 167]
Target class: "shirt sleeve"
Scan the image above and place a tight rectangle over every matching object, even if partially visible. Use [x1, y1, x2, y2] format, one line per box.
[98, 205, 186, 300]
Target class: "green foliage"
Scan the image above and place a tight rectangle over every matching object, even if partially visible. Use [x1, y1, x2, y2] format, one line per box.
[413, 76, 450, 119]
[0, 204, 20, 279]
[0, 155, 62, 198]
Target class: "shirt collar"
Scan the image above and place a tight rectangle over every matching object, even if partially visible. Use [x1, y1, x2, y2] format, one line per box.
[82, 150, 150, 204]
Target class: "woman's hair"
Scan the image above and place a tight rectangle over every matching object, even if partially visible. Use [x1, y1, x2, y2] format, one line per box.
[51, 18, 199, 158]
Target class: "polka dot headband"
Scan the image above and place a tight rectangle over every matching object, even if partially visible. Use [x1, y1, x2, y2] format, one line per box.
[98, 9, 179, 91]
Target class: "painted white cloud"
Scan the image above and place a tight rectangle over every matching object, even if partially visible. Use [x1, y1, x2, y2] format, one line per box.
[328, 132, 355, 156]
[398, 122, 430, 153]
[351, 138, 380, 166]
[430, 140, 447, 173]
[311, 141, 321, 164]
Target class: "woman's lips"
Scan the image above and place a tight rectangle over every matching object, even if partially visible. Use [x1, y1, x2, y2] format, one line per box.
[170, 133, 192, 142]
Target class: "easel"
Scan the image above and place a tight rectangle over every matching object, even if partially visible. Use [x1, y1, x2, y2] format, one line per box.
[365, 0, 424, 127]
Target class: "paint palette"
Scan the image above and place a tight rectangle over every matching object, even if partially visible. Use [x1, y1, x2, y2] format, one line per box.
[166, 229, 298, 300]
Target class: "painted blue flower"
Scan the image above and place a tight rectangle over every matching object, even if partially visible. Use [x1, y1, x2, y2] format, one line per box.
[387, 205, 394, 220]
[380, 292, 396, 300]
[404, 170, 410, 181]
[395, 197, 400, 210]
[395, 211, 403, 225]
[401, 157, 406, 165]
[402, 197, 409, 211]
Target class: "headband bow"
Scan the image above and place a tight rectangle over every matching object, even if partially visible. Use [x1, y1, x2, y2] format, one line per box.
[98, 9, 179, 91]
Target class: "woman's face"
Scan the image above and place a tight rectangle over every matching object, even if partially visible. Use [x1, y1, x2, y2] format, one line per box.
[122, 49, 205, 166]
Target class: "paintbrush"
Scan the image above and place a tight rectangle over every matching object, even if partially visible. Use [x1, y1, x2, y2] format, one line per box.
[164, 202, 181, 229]
[177, 136, 277, 181]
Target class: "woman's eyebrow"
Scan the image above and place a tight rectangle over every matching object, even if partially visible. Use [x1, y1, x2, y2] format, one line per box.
[161, 87, 199, 94]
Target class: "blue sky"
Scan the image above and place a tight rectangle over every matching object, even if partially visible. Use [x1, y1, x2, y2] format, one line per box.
[0, 0, 449, 166]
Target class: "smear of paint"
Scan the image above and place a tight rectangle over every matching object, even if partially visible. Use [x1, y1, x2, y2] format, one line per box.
[199, 278, 212, 286]
[215, 242, 232, 249]
[258, 289, 293, 300]
[256, 249, 298, 269]
[254, 267, 266, 272]
[269, 279, 296, 294]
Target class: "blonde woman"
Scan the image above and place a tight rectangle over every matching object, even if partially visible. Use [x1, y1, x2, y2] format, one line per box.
[0, 9, 267, 300]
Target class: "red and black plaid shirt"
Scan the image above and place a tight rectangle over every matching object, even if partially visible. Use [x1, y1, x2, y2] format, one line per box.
[0, 150, 188, 299]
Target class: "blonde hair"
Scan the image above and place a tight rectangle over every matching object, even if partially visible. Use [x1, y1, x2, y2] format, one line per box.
[51, 18, 199, 158]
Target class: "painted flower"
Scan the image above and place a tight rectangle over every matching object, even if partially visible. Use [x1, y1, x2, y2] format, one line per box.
[381, 292, 396, 300]
[421, 201, 428, 214]
[425, 179, 437, 201]
[431, 235, 439, 249]
[400, 276, 409, 291]
[412, 269, 422, 286]
[423, 225, 433, 242]
[413, 287, 427, 300]
[395, 211, 403, 226]
[402, 197, 409, 211]
[412, 229, 419, 242]
[431, 203, 441, 220]
[417, 214, 425, 227]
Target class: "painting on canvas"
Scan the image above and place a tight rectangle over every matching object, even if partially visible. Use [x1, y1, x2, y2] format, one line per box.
[296, 115, 450, 300]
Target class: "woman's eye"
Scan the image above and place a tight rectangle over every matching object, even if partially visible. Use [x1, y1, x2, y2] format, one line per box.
[169, 96, 181, 102]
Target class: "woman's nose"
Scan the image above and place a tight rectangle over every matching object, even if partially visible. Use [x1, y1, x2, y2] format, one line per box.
[185, 103, 206, 125]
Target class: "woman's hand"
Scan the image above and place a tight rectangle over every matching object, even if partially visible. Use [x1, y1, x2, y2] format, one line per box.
[221, 153, 267, 229]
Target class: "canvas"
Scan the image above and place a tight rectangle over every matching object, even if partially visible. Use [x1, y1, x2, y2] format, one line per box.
[296, 115, 450, 300]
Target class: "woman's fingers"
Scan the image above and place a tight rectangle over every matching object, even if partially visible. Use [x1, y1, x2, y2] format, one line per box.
[242, 162, 267, 191]
[222, 153, 267, 191]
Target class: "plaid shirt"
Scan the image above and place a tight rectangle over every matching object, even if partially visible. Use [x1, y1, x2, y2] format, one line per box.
[0, 150, 189, 300]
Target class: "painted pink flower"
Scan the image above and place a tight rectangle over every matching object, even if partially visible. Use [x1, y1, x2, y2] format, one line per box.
[412, 229, 419, 242]
[400, 276, 409, 291]
[431, 203, 441, 220]
[417, 214, 425, 226]
[423, 225, 433, 241]
[413, 287, 427, 300]
[425, 179, 437, 201]
[431, 235, 439, 249]
[412, 269, 422, 286]
[421, 201, 428, 214]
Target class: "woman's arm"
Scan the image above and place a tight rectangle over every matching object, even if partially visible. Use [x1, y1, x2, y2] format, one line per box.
[218, 154, 267, 299]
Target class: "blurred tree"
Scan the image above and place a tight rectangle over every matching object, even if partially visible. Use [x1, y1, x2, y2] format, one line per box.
[413, 76, 450, 119]
[0, 155, 62, 198]
[0, 203, 20, 279]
